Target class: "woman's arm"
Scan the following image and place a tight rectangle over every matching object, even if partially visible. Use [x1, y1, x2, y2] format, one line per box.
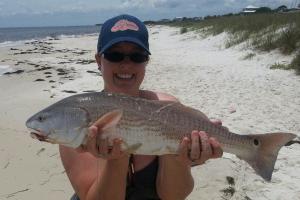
[60, 125, 129, 200]
[156, 132, 223, 200]
[152, 92, 192, 200]
[153, 91, 223, 200]
[156, 138, 194, 200]
[85, 156, 129, 200]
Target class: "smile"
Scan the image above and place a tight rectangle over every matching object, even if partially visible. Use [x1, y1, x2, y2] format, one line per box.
[114, 73, 135, 80]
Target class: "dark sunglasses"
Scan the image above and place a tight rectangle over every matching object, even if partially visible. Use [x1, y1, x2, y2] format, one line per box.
[103, 51, 149, 63]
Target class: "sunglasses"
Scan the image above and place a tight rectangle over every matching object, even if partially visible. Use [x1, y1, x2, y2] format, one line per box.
[103, 51, 149, 63]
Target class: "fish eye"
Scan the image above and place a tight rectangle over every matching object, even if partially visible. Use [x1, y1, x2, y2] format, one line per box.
[38, 116, 46, 122]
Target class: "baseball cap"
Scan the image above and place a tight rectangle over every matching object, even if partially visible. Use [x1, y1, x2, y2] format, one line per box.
[97, 14, 150, 54]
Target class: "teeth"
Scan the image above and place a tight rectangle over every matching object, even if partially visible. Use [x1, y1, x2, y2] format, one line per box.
[116, 74, 133, 79]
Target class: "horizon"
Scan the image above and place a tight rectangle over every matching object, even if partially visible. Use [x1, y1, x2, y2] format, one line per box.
[0, 0, 298, 28]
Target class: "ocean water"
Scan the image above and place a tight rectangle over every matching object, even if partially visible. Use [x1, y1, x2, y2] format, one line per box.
[0, 65, 12, 75]
[0, 25, 101, 47]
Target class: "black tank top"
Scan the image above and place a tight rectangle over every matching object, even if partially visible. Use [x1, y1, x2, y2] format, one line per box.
[126, 155, 161, 200]
[70, 156, 160, 200]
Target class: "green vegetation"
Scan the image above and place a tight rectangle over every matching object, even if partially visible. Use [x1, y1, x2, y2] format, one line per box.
[159, 12, 300, 75]
[180, 27, 188, 34]
[243, 53, 256, 60]
[270, 52, 300, 74]
[289, 51, 300, 74]
[270, 62, 290, 70]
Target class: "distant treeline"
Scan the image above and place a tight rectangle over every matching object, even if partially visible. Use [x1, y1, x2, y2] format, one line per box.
[144, 5, 299, 24]
[148, 11, 300, 75]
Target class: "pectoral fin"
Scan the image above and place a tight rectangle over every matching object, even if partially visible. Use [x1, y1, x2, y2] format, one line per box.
[91, 109, 123, 141]
[93, 109, 123, 131]
[123, 143, 143, 154]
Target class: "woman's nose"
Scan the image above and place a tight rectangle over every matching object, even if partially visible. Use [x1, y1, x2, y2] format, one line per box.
[119, 56, 132, 67]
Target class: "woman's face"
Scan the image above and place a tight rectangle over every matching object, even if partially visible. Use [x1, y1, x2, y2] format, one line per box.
[95, 42, 148, 96]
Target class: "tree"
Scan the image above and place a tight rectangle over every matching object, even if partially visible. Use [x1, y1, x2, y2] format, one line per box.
[275, 5, 288, 12]
[256, 7, 273, 13]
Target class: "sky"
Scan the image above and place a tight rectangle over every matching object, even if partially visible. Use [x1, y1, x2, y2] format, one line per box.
[0, 0, 297, 27]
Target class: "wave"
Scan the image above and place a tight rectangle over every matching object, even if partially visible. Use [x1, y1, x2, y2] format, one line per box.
[0, 25, 100, 45]
[0, 65, 12, 76]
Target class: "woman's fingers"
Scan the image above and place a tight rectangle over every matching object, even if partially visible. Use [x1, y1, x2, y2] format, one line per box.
[178, 137, 189, 157]
[210, 119, 229, 131]
[111, 138, 123, 157]
[209, 137, 223, 158]
[88, 125, 98, 138]
[98, 137, 108, 157]
[210, 119, 222, 126]
[190, 131, 200, 161]
[187, 130, 222, 166]
[175, 137, 191, 166]
[198, 131, 212, 164]
[79, 124, 125, 160]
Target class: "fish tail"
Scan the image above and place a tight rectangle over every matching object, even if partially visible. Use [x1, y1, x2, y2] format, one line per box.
[240, 132, 296, 181]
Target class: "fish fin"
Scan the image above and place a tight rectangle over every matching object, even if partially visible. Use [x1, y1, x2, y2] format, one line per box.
[285, 140, 300, 146]
[92, 109, 123, 143]
[239, 132, 296, 181]
[170, 101, 210, 121]
[123, 143, 142, 154]
[93, 109, 123, 132]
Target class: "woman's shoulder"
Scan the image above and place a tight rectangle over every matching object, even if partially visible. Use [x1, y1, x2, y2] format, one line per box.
[140, 90, 179, 102]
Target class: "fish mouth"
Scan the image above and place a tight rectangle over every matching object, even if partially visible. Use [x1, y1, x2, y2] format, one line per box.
[28, 128, 48, 142]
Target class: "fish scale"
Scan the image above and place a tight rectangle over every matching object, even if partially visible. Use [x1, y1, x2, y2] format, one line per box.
[26, 91, 297, 181]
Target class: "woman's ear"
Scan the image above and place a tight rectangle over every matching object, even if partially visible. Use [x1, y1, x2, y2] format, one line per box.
[95, 53, 102, 71]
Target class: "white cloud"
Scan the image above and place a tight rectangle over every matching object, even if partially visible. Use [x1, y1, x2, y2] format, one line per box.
[0, 0, 295, 27]
[1, 0, 294, 16]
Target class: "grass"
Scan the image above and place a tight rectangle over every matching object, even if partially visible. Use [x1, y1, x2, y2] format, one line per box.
[270, 62, 290, 70]
[270, 51, 300, 74]
[160, 12, 300, 75]
[289, 51, 300, 74]
[242, 52, 256, 60]
[180, 27, 188, 34]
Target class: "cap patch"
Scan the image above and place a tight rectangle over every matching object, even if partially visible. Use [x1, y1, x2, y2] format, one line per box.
[111, 19, 139, 32]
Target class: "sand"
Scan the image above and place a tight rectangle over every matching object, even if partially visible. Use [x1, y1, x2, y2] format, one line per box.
[0, 26, 299, 200]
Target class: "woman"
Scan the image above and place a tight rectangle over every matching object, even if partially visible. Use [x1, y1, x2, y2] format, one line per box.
[60, 14, 223, 200]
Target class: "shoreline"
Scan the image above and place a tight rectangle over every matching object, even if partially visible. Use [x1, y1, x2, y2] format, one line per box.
[0, 25, 100, 45]
[0, 25, 299, 200]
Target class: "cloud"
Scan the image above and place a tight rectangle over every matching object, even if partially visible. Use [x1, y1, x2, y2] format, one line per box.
[151, 0, 180, 8]
[0, 0, 295, 27]
[1, 0, 294, 16]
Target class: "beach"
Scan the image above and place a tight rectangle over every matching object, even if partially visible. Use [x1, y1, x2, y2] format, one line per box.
[0, 25, 299, 200]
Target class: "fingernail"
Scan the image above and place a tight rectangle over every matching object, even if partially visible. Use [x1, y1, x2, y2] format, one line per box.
[113, 138, 122, 144]
[88, 132, 96, 138]
[199, 131, 207, 136]
[184, 137, 190, 144]
[192, 131, 198, 136]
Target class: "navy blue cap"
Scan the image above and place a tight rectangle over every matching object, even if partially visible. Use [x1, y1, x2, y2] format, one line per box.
[97, 14, 150, 54]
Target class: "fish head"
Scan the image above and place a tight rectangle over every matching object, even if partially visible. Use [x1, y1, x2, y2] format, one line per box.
[26, 105, 91, 148]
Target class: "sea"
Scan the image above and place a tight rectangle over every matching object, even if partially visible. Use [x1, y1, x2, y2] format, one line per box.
[0, 25, 101, 46]
[0, 25, 101, 75]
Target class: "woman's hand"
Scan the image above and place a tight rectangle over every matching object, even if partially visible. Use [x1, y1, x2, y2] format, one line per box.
[176, 120, 224, 166]
[76, 125, 126, 160]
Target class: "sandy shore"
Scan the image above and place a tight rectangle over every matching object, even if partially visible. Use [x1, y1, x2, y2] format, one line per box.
[0, 26, 299, 200]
